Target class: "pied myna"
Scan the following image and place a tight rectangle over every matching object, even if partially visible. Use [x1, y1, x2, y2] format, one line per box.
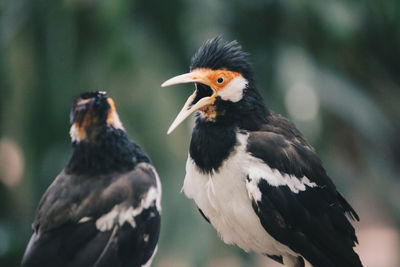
[22, 91, 161, 267]
[162, 37, 362, 267]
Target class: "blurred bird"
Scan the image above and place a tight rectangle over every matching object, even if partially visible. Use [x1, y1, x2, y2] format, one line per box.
[162, 37, 362, 267]
[22, 91, 161, 267]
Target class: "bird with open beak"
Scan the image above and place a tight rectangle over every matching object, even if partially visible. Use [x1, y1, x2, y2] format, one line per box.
[162, 37, 362, 267]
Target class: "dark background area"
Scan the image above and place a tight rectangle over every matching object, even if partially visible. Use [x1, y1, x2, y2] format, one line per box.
[0, 0, 399, 266]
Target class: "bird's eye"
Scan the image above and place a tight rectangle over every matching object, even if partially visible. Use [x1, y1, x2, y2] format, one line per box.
[217, 77, 224, 84]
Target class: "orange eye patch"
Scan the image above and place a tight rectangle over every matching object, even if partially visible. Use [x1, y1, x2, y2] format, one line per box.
[207, 69, 241, 90]
[192, 68, 242, 91]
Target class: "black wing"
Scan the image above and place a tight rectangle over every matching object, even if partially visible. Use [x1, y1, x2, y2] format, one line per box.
[22, 163, 161, 267]
[246, 130, 362, 267]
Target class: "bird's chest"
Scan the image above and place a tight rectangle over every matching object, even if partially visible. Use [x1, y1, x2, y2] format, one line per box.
[182, 136, 281, 254]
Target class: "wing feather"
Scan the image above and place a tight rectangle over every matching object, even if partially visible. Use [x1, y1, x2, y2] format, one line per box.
[22, 163, 161, 267]
[246, 131, 362, 267]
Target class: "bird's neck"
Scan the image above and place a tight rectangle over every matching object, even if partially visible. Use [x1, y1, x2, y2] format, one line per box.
[190, 120, 238, 174]
[66, 128, 149, 175]
[235, 87, 270, 130]
[190, 88, 269, 173]
[215, 86, 269, 131]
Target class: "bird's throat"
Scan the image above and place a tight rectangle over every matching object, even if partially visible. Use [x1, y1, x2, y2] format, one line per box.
[199, 104, 217, 120]
[190, 121, 237, 173]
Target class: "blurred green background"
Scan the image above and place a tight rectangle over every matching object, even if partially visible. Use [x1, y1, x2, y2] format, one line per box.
[1, 0, 399, 266]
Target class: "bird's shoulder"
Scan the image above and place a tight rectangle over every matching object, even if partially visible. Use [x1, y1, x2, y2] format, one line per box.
[33, 162, 160, 235]
[246, 111, 358, 214]
[246, 111, 333, 190]
[259, 111, 309, 145]
[245, 111, 359, 221]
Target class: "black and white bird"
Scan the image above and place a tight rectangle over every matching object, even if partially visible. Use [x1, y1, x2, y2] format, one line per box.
[22, 91, 161, 267]
[162, 37, 362, 267]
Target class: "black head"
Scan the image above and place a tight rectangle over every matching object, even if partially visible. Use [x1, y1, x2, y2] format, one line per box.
[67, 91, 149, 175]
[162, 37, 267, 133]
[70, 91, 124, 143]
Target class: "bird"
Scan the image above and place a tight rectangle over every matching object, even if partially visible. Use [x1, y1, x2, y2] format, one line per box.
[161, 37, 362, 267]
[21, 91, 161, 267]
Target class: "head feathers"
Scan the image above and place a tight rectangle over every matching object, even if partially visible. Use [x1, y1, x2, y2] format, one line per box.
[190, 37, 254, 83]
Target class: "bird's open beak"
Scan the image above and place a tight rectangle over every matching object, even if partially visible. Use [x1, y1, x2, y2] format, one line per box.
[162, 71, 216, 134]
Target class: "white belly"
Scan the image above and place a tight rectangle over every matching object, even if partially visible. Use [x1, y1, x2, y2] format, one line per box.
[182, 133, 294, 256]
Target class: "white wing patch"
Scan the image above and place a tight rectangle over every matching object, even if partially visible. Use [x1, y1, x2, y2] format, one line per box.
[240, 130, 317, 194]
[245, 162, 317, 195]
[149, 165, 162, 213]
[245, 176, 262, 202]
[95, 187, 160, 232]
[78, 216, 91, 223]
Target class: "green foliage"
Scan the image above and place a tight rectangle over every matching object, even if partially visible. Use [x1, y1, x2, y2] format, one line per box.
[0, 0, 399, 266]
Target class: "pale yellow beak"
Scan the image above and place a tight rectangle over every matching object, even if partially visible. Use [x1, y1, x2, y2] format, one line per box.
[162, 72, 216, 134]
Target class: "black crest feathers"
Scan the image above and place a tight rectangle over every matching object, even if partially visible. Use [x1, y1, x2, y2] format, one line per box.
[190, 37, 254, 82]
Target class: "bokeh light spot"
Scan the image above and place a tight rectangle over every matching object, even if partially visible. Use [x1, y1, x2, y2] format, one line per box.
[0, 137, 24, 187]
[285, 82, 319, 122]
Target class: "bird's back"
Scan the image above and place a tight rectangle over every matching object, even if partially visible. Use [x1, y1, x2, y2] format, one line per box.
[22, 163, 161, 267]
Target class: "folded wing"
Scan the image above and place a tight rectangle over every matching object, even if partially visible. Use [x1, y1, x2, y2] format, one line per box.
[245, 131, 361, 267]
[22, 163, 161, 267]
